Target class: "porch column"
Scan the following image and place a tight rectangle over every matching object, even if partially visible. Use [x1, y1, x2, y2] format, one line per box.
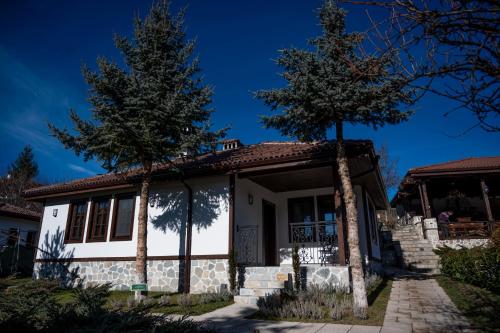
[418, 180, 432, 218]
[480, 179, 494, 233]
[332, 165, 347, 265]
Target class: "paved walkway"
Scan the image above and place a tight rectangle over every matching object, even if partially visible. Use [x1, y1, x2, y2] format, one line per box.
[192, 304, 382, 333]
[189, 270, 474, 333]
[381, 272, 474, 333]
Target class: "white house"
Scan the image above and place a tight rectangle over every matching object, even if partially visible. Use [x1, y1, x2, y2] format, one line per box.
[0, 203, 41, 275]
[25, 140, 387, 301]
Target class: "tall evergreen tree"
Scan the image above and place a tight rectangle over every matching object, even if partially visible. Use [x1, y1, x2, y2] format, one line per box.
[256, 1, 413, 317]
[49, 0, 225, 297]
[8, 145, 39, 180]
[1, 145, 40, 209]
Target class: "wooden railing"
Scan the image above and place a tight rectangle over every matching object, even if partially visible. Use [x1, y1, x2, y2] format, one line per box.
[439, 221, 499, 240]
[290, 221, 338, 266]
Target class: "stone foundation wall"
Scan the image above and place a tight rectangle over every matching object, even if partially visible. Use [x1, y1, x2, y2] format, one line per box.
[434, 238, 490, 249]
[241, 265, 350, 289]
[34, 258, 229, 293]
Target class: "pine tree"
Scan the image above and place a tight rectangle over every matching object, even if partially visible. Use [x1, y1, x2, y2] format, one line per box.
[256, 1, 413, 317]
[1, 145, 40, 209]
[49, 0, 225, 298]
[8, 145, 39, 180]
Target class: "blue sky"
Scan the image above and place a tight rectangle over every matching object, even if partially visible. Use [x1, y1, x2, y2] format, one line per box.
[1, 0, 498, 192]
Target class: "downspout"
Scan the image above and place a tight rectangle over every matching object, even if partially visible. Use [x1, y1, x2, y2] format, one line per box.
[181, 179, 193, 294]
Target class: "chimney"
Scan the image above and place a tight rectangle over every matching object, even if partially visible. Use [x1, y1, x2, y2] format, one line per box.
[221, 139, 243, 151]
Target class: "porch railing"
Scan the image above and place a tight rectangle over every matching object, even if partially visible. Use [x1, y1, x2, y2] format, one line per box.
[290, 221, 338, 266]
[439, 220, 499, 240]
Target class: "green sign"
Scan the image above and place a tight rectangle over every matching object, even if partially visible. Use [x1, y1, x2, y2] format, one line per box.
[130, 284, 148, 291]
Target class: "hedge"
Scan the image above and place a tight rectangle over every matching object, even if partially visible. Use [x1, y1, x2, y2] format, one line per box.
[434, 229, 500, 294]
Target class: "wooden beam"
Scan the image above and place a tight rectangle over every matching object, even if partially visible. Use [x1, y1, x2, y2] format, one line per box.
[417, 182, 427, 218]
[421, 181, 432, 218]
[332, 165, 347, 265]
[480, 179, 494, 233]
[183, 182, 193, 294]
[361, 188, 372, 259]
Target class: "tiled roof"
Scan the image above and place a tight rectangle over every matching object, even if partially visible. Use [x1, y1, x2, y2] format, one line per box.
[0, 203, 41, 221]
[24, 140, 373, 199]
[409, 156, 500, 175]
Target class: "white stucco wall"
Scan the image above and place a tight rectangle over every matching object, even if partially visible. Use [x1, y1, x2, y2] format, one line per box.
[37, 175, 229, 260]
[234, 179, 383, 265]
[0, 216, 39, 246]
[234, 177, 280, 264]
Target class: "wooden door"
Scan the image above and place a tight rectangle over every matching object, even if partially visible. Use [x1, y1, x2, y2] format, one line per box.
[262, 200, 277, 266]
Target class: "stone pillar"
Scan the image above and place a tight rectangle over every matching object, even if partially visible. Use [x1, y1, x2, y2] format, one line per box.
[423, 218, 439, 247]
[412, 215, 424, 239]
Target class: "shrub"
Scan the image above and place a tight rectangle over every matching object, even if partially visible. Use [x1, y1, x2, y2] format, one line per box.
[177, 294, 193, 307]
[127, 295, 138, 308]
[256, 283, 356, 321]
[435, 242, 500, 293]
[292, 244, 301, 291]
[364, 272, 381, 291]
[0, 280, 216, 332]
[158, 295, 171, 307]
[109, 299, 124, 311]
[142, 296, 157, 307]
[0, 280, 59, 331]
[279, 299, 323, 320]
[228, 249, 238, 293]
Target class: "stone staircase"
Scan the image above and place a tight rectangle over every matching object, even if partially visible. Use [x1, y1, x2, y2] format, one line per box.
[234, 267, 291, 305]
[390, 225, 440, 275]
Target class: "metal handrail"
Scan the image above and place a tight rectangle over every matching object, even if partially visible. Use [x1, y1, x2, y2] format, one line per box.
[290, 221, 338, 265]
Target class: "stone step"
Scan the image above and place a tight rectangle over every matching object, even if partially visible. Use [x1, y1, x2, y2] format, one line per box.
[239, 287, 281, 297]
[403, 258, 439, 267]
[234, 295, 260, 305]
[406, 255, 440, 260]
[244, 280, 285, 289]
[399, 249, 437, 253]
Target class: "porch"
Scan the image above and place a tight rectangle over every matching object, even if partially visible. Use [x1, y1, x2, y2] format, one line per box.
[232, 153, 386, 268]
[393, 171, 500, 241]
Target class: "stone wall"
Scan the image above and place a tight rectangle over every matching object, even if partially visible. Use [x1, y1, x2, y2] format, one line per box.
[434, 238, 490, 249]
[34, 258, 229, 293]
[241, 265, 350, 290]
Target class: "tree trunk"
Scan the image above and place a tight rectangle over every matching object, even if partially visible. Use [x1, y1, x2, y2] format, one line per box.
[335, 121, 368, 319]
[182, 180, 193, 294]
[135, 161, 152, 300]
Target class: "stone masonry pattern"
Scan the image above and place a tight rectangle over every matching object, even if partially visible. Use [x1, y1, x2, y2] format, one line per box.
[34, 259, 229, 293]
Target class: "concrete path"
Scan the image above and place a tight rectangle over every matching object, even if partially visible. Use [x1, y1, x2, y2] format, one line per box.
[189, 269, 474, 333]
[381, 274, 474, 333]
[192, 303, 382, 333]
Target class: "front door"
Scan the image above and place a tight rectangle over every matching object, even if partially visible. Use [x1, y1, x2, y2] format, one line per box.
[262, 200, 277, 266]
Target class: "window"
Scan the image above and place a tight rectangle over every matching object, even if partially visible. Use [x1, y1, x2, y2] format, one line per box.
[110, 193, 136, 241]
[7, 228, 19, 246]
[317, 195, 337, 239]
[65, 200, 88, 243]
[26, 231, 37, 247]
[288, 196, 315, 242]
[86, 197, 111, 242]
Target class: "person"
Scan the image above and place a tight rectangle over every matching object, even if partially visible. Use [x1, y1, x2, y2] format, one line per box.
[438, 210, 454, 239]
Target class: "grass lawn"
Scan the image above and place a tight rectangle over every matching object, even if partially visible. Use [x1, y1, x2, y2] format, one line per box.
[436, 276, 500, 333]
[248, 278, 392, 326]
[0, 276, 233, 316]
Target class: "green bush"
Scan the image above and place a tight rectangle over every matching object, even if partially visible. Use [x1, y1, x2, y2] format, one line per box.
[292, 244, 301, 291]
[228, 249, 237, 293]
[434, 240, 500, 293]
[0, 280, 215, 332]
